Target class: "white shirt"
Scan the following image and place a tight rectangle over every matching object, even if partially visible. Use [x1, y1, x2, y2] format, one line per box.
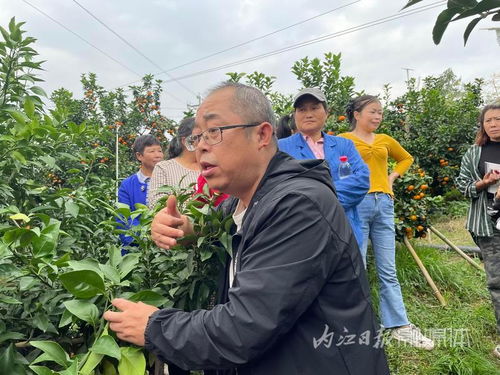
[230, 200, 247, 287]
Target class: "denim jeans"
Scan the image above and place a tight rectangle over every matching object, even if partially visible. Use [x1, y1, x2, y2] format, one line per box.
[357, 193, 410, 328]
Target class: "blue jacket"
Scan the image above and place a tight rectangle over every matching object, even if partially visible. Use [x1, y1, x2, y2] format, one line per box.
[278, 133, 369, 246]
[117, 173, 148, 247]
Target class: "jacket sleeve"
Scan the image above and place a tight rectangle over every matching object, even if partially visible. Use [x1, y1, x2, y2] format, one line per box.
[144, 192, 341, 370]
[333, 140, 370, 209]
[456, 147, 479, 199]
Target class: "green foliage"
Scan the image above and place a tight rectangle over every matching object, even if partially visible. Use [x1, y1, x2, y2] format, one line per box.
[382, 70, 483, 197]
[403, 0, 500, 45]
[291, 52, 358, 130]
[367, 244, 499, 374]
[225, 71, 294, 116]
[0, 18, 231, 374]
[0, 17, 46, 121]
[393, 164, 442, 239]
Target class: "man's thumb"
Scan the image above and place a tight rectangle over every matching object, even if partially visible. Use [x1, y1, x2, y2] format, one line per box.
[166, 195, 181, 218]
[111, 298, 135, 312]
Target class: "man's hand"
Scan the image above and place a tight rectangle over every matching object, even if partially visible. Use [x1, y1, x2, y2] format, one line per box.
[103, 298, 159, 346]
[151, 195, 193, 249]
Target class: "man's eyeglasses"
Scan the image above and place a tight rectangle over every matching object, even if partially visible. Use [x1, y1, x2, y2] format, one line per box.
[185, 123, 260, 151]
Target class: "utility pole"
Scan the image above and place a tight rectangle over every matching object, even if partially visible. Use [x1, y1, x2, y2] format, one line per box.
[402, 67, 414, 82]
[480, 27, 500, 46]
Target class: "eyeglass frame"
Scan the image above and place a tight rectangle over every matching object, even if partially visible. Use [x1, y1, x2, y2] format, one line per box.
[184, 123, 261, 151]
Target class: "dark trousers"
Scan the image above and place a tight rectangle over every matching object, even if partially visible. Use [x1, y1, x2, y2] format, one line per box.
[477, 228, 500, 335]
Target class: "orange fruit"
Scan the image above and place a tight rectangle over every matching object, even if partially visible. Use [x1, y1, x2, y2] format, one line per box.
[405, 227, 413, 233]
[327, 131, 335, 135]
[421, 184, 428, 190]
[337, 115, 346, 121]
[448, 147, 454, 151]
[407, 185, 415, 191]
[417, 225, 424, 232]
[439, 159, 445, 163]
[419, 192, 425, 198]
[410, 215, 417, 221]
[413, 195, 421, 200]
[443, 176, 449, 182]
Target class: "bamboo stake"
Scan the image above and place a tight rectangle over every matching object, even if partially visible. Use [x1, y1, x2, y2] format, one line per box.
[429, 225, 484, 272]
[403, 236, 447, 307]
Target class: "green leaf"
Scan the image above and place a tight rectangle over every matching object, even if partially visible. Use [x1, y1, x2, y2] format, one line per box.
[63, 300, 99, 326]
[30, 86, 47, 97]
[99, 264, 121, 284]
[58, 309, 73, 328]
[29, 365, 56, 375]
[463, 16, 483, 44]
[59, 270, 105, 299]
[32, 313, 57, 333]
[59, 359, 78, 375]
[6, 110, 29, 124]
[11, 151, 27, 165]
[129, 290, 167, 307]
[9, 213, 30, 223]
[65, 201, 79, 218]
[91, 335, 121, 360]
[24, 97, 35, 118]
[39, 155, 56, 168]
[79, 351, 103, 375]
[19, 276, 37, 291]
[67, 259, 103, 277]
[448, 0, 478, 8]
[453, 0, 500, 21]
[32, 223, 60, 257]
[118, 253, 140, 279]
[102, 359, 118, 375]
[0, 332, 24, 344]
[30, 340, 71, 369]
[0, 344, 24, 375]
[0, 295, 22, 304]
[117, 347, 145, 375]
[108, 246, 122, 268]
[432, 8, 461, 44]
[0, 26, 11, 43]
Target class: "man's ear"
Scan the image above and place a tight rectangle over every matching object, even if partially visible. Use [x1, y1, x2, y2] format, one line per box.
[136, 152, 143, 162]
[256, 122, 275, 149]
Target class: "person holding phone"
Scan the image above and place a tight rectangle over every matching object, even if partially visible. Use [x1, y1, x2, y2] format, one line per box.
[456, 103, 500, 358]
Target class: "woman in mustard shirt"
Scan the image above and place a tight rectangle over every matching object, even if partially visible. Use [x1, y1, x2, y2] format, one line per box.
[340, 95, 434, 350]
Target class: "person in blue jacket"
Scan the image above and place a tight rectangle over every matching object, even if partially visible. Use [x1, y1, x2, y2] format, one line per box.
[278, 88, 369, 246]
[118, 134, 164, 248]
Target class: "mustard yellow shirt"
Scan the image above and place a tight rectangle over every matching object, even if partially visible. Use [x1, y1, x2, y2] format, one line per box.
[339, 133, 413, 195]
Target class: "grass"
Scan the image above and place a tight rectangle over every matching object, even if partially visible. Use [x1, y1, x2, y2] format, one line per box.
[366, 242, 500, 374]
[420, 215, 476, 248]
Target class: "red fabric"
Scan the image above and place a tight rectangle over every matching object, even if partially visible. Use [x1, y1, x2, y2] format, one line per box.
[194, 174, 229, 207]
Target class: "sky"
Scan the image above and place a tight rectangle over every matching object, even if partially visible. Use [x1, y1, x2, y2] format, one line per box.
[1, 0, 499, 122]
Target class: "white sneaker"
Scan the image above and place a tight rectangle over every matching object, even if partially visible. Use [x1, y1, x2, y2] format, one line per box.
[390, 324, 435, 350]
[493, 344, 500, 359]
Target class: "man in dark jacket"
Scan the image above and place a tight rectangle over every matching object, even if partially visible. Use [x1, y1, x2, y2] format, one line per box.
[104, 82, 390, 375]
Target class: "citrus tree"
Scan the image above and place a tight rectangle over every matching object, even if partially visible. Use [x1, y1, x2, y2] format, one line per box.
[0, 18, 231, 374]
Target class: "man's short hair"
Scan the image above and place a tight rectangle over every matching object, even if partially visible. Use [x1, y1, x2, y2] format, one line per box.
[132, 134, 161, 155]
[207, 82, 277, 130]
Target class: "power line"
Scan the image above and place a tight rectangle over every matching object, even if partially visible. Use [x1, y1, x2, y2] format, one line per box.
[21, 0, 141, 77]
[159, 1, 447, 85]
[71, 0, 197, 97]
[21, 0, 186, 105]
[118, 0, 362, 88]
